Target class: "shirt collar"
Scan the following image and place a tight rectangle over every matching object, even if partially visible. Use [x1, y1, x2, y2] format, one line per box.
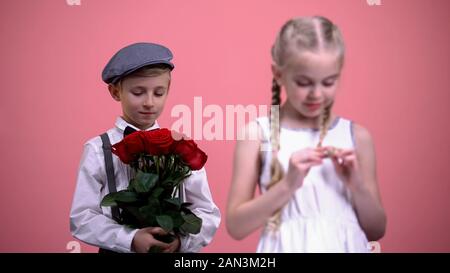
[115, 116, 160, 132]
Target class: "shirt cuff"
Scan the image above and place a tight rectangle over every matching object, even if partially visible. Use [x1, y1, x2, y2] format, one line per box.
[179, 235, 197, 253]
[115, 227, 139, 253]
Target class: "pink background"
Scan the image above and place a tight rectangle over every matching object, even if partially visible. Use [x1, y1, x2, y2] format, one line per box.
[1, 0, 449, 252]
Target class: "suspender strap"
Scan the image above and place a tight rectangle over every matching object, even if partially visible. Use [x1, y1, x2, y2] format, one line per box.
[100, 133, 120, 222]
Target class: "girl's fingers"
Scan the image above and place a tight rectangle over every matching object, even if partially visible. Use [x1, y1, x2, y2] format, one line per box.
[342, 155, 357, 168]
[292, 147, 358, 170]
[308, 149, 326, 160]
[326, 148, 354, 164]
[314, 147, 326, 155]
[331, 154, 357, 177]
[319, 147, 355, 158]
[316, 146, 336, 158]
[308, 160, 324, 168]
[330, 156, 343, 171]
[300, 156, 324, 170]
[335, 149, 354, 158]
[292, 151, 323, 164]
[335, 152, 355, 163]
[290, 153, 323, 175]
[300, 155, 323, 166]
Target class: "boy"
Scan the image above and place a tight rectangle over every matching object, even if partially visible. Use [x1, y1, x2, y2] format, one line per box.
[70, 42, 221, 253]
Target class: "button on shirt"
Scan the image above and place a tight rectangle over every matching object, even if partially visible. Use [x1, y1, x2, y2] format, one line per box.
[70, 117, 221, 252]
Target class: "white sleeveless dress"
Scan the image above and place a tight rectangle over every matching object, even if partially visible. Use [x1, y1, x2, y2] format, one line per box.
[255, 116, 369, 253]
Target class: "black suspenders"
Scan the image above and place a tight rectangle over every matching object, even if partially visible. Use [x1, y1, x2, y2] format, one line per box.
[100, 133, 121, 222]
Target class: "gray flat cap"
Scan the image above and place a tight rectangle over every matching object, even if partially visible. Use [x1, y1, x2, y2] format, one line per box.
[102, 42, 174, 84]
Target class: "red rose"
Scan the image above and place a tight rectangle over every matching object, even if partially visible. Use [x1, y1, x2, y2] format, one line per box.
[143, 128, 175, 155]
[111, 140, 133, 163]
[112, 132, 146, 164]
[172, 139, 208, 170]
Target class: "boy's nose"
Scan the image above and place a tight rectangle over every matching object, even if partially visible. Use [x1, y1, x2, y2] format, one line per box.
[143, 95, 155, 108]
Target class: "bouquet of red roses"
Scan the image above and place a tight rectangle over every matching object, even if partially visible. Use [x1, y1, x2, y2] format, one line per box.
[100, 128, 207, 250]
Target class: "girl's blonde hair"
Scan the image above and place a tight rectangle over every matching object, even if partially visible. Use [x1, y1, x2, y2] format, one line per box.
[266, 16, 345, 230]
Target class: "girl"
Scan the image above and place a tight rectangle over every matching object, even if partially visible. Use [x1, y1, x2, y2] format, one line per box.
[227, 16, 386, 252]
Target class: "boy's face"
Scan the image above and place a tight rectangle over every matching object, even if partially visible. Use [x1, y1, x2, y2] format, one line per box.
[109, 72, 170, 130]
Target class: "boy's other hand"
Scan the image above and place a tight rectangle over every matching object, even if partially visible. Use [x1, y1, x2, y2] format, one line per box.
[149, 227, 181, 253]
[161, 234, 181, 253]
[131, 227, 170, 253]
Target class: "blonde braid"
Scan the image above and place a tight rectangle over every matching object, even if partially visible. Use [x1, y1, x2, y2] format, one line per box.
[317, 104, 332, 148]
[266, 79, 284, 230]
[269, 79, 281, 154]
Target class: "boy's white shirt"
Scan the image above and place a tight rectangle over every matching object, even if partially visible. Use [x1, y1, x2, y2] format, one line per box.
[70, 116, 221, 253]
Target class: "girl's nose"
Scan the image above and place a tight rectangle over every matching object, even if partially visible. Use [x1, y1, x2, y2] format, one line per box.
[308, 86, 323, 99]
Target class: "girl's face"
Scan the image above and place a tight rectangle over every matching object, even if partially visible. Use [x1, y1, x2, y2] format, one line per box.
[274, 50, 342, 119]
[109, 72, 170, 130]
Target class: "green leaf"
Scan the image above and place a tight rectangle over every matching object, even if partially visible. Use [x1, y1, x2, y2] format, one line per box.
[151, 187, 164, 199]
[128, 178, 136, 191]
[134, 170, 158, 193]
[140, 202, 159, 215]
[164, 198, 181, 209]
[114, 191, 139, 203]
[166, 211, 184, 229]
[100, 193, 118, 207]
[120, 206, 144, 227]
[123, 206, 142, 221]
[100, 191, 138, 207]
[156, 215, 173, 232]
[147, 196, 161, 210]
[139, 205, 157, 226]
[180, 213, 202, 234]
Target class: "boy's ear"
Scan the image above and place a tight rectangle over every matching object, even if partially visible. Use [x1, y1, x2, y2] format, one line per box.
[108, 84, 121, 101]
[271, 64, 283, 87]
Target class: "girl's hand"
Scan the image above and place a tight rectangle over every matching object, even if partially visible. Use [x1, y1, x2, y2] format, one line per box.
[284, 148, 324, 190]
[321, 147, 364, 192]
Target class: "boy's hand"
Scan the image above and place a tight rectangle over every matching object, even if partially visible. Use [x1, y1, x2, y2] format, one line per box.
[162, 235, 181, 253]
[131, 227, 170, 253]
